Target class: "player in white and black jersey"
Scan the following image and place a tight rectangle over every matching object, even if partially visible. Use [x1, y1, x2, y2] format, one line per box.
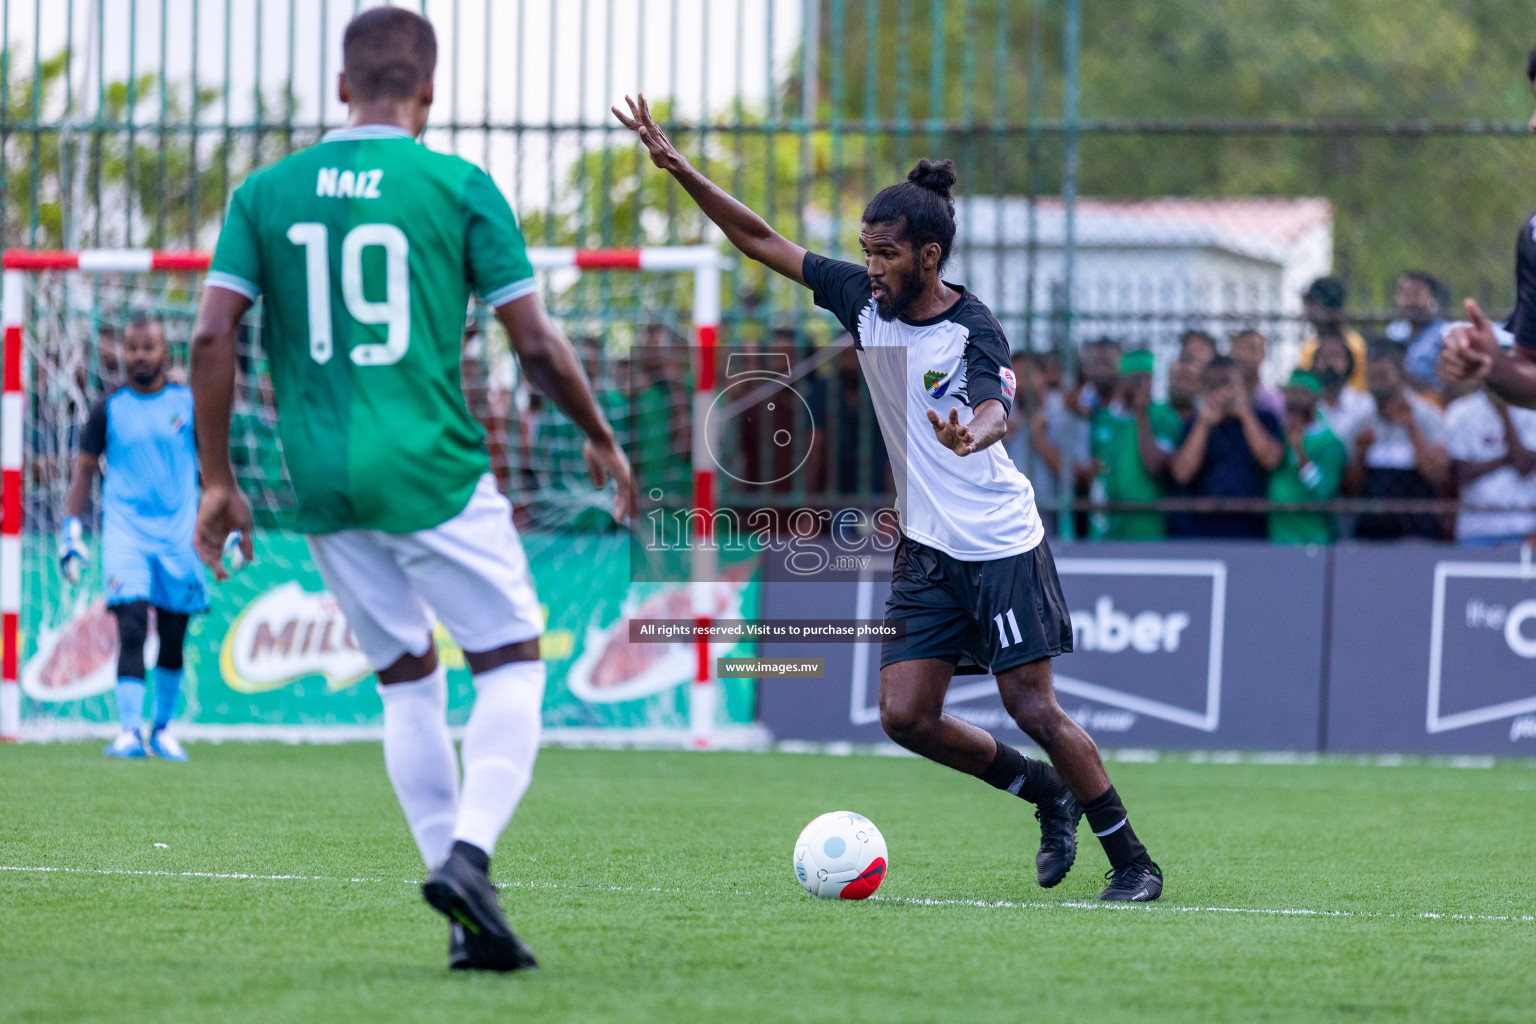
[1441, 44, 1536, 407]
[616, 94, 1162, 901]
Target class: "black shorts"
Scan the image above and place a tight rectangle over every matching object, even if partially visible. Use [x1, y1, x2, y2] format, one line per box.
[880, 534, 1074, 675]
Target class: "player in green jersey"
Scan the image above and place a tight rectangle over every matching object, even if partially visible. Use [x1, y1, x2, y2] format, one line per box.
[190, 8, 634, 973]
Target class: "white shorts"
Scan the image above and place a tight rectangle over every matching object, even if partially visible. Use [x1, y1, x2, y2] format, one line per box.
[305, 474, 544, 670]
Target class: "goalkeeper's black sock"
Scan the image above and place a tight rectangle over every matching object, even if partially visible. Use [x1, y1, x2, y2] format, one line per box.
[1081, 785, 1149, 871]
[452, 840, 490, 874]
[978, 739, 1066, 805]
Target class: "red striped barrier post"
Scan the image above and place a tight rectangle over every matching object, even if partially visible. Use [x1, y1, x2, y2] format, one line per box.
[1, 267, 23, 739]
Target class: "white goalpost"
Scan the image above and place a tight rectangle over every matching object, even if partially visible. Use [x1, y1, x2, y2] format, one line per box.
[0, 245, 727, 747]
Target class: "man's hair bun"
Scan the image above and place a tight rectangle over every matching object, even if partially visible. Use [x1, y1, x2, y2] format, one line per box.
[907, 158, 957, 198]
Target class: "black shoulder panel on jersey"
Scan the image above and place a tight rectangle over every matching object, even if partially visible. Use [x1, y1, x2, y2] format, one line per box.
[79, 395, 111, 457]
[802, 251, 872, 346]
[1511, 213, 1536, 350]
[955, 294, 1014, 416]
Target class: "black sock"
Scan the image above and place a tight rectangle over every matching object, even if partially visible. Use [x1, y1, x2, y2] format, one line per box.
[978, 740, 1066, 805]
[452, 839, 490, 874]
[1081, 785, 1149, 871]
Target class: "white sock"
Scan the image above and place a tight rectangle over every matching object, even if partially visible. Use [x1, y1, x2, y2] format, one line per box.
[452, 660, 545, 858]
[377, 667, 460, 869]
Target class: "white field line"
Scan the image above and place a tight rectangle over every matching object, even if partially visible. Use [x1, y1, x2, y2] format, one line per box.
[0, 864, 395, 884]
[4, 864, 1532, 925]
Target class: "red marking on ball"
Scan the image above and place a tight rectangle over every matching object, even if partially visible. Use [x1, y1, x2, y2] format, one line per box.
[839, 857, 886, 900]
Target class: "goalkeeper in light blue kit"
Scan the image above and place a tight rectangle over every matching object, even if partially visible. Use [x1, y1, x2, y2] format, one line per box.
[61, 316, 207, 760]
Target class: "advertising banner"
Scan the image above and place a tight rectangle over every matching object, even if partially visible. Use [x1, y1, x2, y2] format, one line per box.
[1326, 544, 1536, 755]
[21, 530, 758, 732]
[758, 541, 1328, 750]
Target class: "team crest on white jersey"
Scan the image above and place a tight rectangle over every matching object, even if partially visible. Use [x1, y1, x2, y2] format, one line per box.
[923, 368, 952, 398]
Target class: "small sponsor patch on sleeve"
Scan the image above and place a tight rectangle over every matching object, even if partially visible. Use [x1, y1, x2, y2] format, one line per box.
[999, 366, 1017, 400]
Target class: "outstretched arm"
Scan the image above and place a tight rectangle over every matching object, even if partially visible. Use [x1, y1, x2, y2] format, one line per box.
[614, 93, 807, 285]
[494, 292, 636, 521]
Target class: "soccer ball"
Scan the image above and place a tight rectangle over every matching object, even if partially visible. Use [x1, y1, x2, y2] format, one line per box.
[792, 811, 888, 900]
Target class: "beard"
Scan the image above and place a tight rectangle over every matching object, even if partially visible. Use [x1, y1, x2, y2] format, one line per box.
[130, 364, 161, 386]
[872, 272, 926, 322]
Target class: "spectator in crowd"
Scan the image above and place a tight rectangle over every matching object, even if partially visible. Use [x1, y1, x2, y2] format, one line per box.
[97, 325, 125, 391]
[1075, 336, 1122, 415]
[1344, 341, 1451, 540]
[530, 334, 615, 503]
[1005, 350, 1088, 537]
[737, 328, 807, 493]
[1386, 271, 1450, 393]
[1311, 332, 1374, 441]
[1087, 349, 1184, 540]
[1065, 338, 1123, 537]
[1166, 356, 1201, 423]
[1162, 357, 1202, 539]
[1444, 389, 1536, 546]
[460, 312, 518, 495]
[1298, 276, 1368, 391]
[1037, 348, 1064, 394]
[1229, 328, 1285, 420]
[1177, 328, 1218, 369]
[832, 340, 890, 496]
[628, 327, 691, 501]
[1267, 369, 1347, 544]
[1169, 355, 1284, 538]
[231, 336, 292, 528]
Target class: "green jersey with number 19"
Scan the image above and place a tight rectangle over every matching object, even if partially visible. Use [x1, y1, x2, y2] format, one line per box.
[206, 124, 536, 535]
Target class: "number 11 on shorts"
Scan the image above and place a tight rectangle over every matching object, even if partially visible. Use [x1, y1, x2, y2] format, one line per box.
[995, 608, 1024, 648]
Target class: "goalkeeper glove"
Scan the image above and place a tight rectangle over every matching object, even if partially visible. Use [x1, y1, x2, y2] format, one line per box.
[59, 516, 87, 585]
[222, 530, 249, 572]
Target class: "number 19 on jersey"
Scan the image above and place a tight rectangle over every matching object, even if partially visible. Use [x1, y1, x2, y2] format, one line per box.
[286, 222, 411, 367]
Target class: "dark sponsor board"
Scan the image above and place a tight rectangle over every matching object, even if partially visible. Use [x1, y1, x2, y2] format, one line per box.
[1327, 544, 1536, 755]
[759, 541, 1328, 751]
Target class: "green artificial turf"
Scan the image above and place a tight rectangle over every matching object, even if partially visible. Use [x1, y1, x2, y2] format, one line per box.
[1, 743, 1531, 1023]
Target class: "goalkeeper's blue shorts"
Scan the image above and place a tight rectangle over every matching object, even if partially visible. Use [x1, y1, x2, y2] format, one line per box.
[102, 535, 209, 615]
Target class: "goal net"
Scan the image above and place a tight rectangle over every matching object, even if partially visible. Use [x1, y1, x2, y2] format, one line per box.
[2, 249, 753, 745]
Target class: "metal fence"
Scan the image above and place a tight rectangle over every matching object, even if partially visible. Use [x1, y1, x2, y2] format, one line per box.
[4, 0, 1536, 540]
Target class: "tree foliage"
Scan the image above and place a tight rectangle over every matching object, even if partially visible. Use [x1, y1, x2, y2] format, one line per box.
[2, 49, 258, 251]
[816, 0, 1536, 312]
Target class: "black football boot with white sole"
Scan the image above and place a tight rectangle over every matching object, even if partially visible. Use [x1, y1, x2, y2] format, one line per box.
[1098, 859, 1163, 902]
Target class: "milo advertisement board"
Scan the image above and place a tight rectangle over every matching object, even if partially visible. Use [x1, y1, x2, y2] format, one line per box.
[20, 530, 757, 732]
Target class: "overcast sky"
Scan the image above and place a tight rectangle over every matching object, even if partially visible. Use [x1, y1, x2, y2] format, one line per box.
[6, 0, 805, 216]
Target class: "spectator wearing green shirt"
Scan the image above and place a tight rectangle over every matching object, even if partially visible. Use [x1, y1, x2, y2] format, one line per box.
[1089, 349, 1184, 540]
[1268, 369, 1347, 544]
